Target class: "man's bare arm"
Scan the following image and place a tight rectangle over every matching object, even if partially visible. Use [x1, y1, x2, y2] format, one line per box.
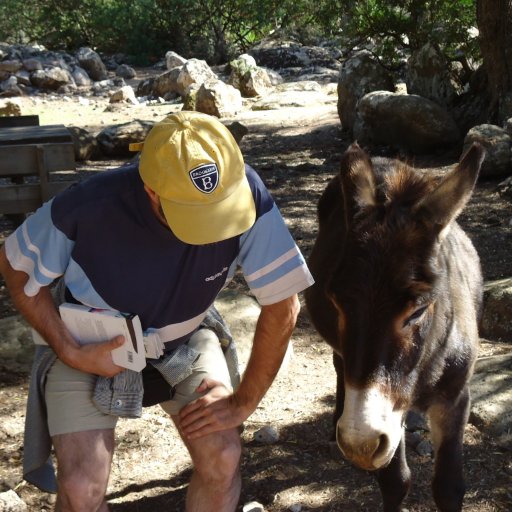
[0, 245, 124, 377]
[178, 294, 300, 438]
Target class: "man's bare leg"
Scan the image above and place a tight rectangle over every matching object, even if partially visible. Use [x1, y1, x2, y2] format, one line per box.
[172, 417, 242, 512]
[53, 429, 115, 512]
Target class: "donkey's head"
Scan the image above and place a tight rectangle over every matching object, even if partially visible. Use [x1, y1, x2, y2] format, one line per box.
[328, 142, 484, 470]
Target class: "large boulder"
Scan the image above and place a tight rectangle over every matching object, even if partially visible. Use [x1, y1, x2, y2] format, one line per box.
[176, 59, 217, 97]
[249, 39, 339, 71]
[67, 126, 101, 161]
[194, 80, 243, 118]
[96, 120, 154, 157]
[354, 91, 461, 154]
[30, 67, 71, 90]
[480, 278, 512, 341]
[463, 124, 512, 179]
[470, 354, 512, 441]
[115, 64, 136, 80]
[76, 47, 108, 81]
[337, 50, 394, 133]
[151, 67, 182, 99]
[406, 42, 460, 108]
[0, 76, 23, 97]
[0, 59, 23, 73]
[165, 50, 187, 70]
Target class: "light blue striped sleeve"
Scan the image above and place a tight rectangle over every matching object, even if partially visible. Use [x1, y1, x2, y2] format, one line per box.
[4, 200, 74, 297]
[238, 204, 314, 305]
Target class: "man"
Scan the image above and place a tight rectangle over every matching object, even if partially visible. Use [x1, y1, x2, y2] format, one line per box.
[0, 111, 314, 511]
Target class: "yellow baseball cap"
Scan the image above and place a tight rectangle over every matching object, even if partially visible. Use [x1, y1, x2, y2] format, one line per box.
[137, 111, 256, 245]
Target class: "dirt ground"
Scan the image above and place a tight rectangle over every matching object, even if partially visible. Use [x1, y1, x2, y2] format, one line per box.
[0, 76, 511, 511]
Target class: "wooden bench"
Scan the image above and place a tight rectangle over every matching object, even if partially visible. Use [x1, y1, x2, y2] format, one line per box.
[0, 115, 41, 128]
[0, 123, 76, 218]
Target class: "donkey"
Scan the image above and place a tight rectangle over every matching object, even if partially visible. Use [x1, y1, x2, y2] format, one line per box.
[305, 142, 485, 512]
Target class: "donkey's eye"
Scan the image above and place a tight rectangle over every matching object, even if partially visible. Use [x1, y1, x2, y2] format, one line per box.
[403, 305, 428, 327]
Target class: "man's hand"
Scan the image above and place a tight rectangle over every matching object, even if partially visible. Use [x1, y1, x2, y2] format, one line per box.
[64, 335, 126, 377]
[177, 378, 248, 440]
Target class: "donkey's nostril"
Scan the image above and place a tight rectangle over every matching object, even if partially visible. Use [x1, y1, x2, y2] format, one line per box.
[373, 433, 390, 462]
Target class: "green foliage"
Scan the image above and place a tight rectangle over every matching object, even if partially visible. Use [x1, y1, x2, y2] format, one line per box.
[333, 0, 479, 67]
[0, 0, 479, 67]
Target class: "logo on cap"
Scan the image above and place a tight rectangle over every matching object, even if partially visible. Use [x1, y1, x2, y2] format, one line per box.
[189, 164, 219, 194]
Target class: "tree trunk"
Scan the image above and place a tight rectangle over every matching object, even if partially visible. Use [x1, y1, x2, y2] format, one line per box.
[476, 0, 512, 123]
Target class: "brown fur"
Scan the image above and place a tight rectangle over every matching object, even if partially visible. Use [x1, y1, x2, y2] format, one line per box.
[305, 143, 485, 512]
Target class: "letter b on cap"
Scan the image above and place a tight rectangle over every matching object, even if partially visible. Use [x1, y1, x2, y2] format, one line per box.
[189, 164, 219, 194]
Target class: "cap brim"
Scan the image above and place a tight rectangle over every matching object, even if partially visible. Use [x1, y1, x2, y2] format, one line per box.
[160, 176, 256, 245]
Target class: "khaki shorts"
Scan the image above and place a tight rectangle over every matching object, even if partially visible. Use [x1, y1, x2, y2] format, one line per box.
[45, 328, 232, 437]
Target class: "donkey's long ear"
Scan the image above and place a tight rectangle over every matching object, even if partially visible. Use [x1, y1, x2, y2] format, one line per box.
[415, 143, 485, 232]
[339, 142, 377, 226]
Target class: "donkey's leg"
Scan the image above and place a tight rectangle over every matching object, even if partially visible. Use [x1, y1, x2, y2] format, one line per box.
[428, 387, 471, 512]
[332, 351, 345, 439]
[376, 433, 411, 512]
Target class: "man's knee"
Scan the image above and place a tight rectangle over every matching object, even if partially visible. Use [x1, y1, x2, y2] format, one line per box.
[57, 471, 107, 512]
[194, 430, 242, 484]
[53, 430, 113, 511]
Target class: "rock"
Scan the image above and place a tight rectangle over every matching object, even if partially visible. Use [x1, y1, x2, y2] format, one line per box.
[72, 66, 92, 87]
[463, 124, 512, 179]
[92, 77, 126, 95]
[240, 67, 272, 98]
[415, 439, 433, 457]
[30, 67, 71, 90]
[176, 59, 217, 97]
[0, 77, 23, 97]
[249, 39, 339, 71]
[480, 278, 512, 341]
[96, 120, 154, 157]
[254, 425, 280, 444]
[0, 490, 27, 512]
[14, 70, 30, 87]
[76, 47, 108, 81]
[0, 418, 22, 438]
[0, 99, 22, 116]
[497, 176, 512, 200]
[337, 50, 394, 133]
[470, 354, 512, 440]
[0, 316, 34, 367]
[182, 82, 201, 111]
[22, 58, 43, 72]
[165, 51, 187, 70]
[0, 59, 23, 73]
[151, 67, 182, 98]
[405, 431, 423, 448]
[405, 410, 428, 431]
[228, 54, 258, 91]
[354, 91, 461, 154]
[195, 80, 243, 118]
[109, 85, 138, 105]
[67, 126, 100, 161]
[252, 89, 332, 111]
[243, 501, 265, 512]
[115, 64, 136, 79]
[226, 121, 248, 144]
[505, 117, 512, 136]
[406, 42, 459, 108]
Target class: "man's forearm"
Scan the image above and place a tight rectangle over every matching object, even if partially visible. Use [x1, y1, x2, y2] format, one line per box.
[0, 246, 79, 359]
[233, 294, 300, 417]
[0, 245, 123, 376]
